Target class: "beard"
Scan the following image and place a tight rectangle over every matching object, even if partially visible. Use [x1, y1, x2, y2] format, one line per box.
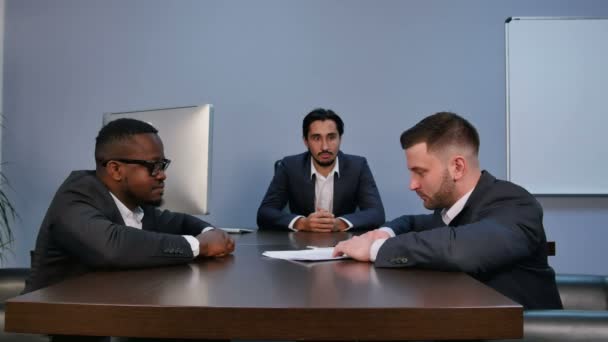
[144, 198, 164, 207]
[421, 169, 455, 210]
[310, 149, 336, 167]
[127, 190, 164, 208]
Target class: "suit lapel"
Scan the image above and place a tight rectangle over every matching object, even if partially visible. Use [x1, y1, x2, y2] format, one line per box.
[333, 152, 346, 215]
[449, 171, 494, 226]
[141, 207, 158, 232]
[449, 207, 470, 227]
[432, 210, 448, 227]
[93, 176, 127, 227]
[302, 153, 316, 213]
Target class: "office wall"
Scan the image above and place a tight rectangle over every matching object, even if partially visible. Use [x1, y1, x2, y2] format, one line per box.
[2, 0, 608, 274]
[0, 0, 4, 165]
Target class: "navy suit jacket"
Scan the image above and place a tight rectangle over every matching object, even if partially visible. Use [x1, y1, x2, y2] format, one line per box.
[25, 170, 212, 293]
[257, 151, 385, 230]
[376, 171, 562, 310]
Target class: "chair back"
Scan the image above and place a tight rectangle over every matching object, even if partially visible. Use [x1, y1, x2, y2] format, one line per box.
[557, 274, 608, 311]
[0, 268, 29, 304]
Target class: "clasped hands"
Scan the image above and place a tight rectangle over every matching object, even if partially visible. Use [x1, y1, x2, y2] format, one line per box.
[195, 229, 235, 258]
[332, 229, 391, 262]
[294, 208, 349, 232]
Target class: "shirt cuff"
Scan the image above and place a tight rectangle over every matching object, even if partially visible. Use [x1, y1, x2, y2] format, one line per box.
[369, 238, 388, 262]
[338, 217, 354, 231]
[183, 235, 200, 257]
[288, 216, 304, 231]
[183, 227, 215, 257]
[379, 227, 396, 237]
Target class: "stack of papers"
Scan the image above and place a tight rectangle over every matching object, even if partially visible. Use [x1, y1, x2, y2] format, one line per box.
[263, 247, 348, 261]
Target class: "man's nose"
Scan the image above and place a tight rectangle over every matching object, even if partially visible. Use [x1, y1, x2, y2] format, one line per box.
[409, 178, 419, 191]
[156, 170, 167, 181]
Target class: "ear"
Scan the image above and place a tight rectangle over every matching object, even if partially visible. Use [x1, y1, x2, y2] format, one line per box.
[303, 136, 309, 149]
[450, 155, 467, 181]
[105, 161, 124, 181]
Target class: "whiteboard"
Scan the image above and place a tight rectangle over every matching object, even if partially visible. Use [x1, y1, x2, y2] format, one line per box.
[506, 17, 608, 195]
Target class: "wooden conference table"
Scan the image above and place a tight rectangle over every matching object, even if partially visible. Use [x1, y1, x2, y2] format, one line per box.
[5, 230, 522, 340]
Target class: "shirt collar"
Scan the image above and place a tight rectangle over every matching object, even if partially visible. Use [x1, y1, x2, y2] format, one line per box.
[310, 155, 340, 179]
[441, 188, 474, 225]
[109, 192, 144, 223]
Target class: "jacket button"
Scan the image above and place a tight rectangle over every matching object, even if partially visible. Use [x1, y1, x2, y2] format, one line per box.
[390, 257, 409, 264]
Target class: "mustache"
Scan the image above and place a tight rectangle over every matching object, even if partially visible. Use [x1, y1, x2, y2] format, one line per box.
[317, 151, 333, 156]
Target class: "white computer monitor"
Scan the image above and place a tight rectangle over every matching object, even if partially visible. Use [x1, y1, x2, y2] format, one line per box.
[103, 105, 213, 215]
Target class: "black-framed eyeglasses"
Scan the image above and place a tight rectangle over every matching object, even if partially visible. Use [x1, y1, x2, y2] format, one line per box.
[102, 158, 171, 177]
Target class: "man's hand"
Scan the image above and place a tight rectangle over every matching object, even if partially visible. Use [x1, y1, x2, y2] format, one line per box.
[294, 209, 337, 232]
[332, 234, 376, 262]
[334, 218, 349, 232]
[361, 228, 391, 240]
[196, 229, 235, 257]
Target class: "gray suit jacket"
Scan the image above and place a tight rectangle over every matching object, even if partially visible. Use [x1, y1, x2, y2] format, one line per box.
[25, 170, 211, 293]
[376, 171, 562, 310]
[257, 151, 385, 230]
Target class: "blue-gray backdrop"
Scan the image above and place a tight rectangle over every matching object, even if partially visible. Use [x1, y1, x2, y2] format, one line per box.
[3, 0, 608, 274]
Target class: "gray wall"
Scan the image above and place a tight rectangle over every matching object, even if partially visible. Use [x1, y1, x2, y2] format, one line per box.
[2, 0, 608, 274]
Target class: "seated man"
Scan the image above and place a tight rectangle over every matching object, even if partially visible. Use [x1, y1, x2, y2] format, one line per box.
[25, 118, 234, 294]
[257, 108, 385, 232]
[334, 112, 563, 310]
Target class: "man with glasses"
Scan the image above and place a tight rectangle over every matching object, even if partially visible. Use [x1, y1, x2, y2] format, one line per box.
[25, 118, 235, 297]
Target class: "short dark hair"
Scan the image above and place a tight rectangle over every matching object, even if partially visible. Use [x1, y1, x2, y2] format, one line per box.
[302, 108, 344, 138]
[95, 118, 158, 164]
[400, 112, 480, 155]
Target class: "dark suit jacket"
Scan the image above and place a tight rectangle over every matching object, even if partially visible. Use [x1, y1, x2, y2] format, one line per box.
[376, 171, 562, 310]
[257, 151, 385, 230]
[25, 170, 212, 293]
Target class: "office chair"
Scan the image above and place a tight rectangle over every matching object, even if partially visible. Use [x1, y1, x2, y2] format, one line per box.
[0, 268, 49, 341]
[496, 274, 608, 341]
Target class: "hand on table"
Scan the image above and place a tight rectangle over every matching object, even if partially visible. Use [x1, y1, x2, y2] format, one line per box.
[295, 209, 348, 232]
[196, 229, 235, 257]
[332, 233, 376, 262]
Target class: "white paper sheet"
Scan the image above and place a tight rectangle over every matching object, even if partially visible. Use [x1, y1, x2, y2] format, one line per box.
[262, 247, 348, 261]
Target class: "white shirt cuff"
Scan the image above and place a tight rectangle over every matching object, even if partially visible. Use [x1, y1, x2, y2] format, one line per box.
[288, 216, 304, 231]
[338, 217, 354, 231]
[369, 238, 388, 262]
[183, 227, 215, 257]
[183, 235, 200, 257]
[379, 227, 396, 237]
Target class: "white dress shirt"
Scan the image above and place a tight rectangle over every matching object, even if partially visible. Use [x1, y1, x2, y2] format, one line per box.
[109, 192, 213, 257]
[288, 157, 354, 230]
[369, 189, 474, 261]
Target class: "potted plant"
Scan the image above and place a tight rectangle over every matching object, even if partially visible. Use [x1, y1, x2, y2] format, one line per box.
[0, 169, 16, 257]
